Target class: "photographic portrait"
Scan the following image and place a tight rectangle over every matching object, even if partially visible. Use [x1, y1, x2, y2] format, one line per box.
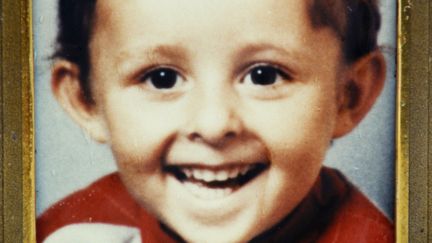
[34, 0, 397, 242]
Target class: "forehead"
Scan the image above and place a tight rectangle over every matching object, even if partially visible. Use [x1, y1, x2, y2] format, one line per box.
[94, 0, 311, 28]
[92, 0, 315, 43]
[90, 0, 341, 71]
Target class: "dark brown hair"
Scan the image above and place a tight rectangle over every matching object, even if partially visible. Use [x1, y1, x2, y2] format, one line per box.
[54, 0, 381, 102]
[309, 0, 381, 62]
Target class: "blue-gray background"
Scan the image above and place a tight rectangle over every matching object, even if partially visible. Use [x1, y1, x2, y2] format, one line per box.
[34, 0, 397, 219]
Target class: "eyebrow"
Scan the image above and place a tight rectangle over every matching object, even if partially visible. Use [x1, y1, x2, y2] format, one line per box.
[233, 42, 312, 75]
[115, 44, 188, 77]
[235, 42, 311, 64]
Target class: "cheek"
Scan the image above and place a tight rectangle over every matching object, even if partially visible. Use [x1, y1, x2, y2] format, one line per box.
[246, 88, 338, 159]
[243, 86, 338, 203]
[248, 92, 337, 221]
[99, 94, 178, 212]
[100, 92, 185, 172]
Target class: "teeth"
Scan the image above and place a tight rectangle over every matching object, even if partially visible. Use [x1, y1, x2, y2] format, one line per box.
[240, 165, 252, 176]
[174, 164, 268, 200]
[180, 165, 254, 182]
[201, 170, 216, 182]
[183, 168, 192, 178]
[215, 170, 229, 181]
[189, 168, 234, 182]
[228, 167, 240, 179]
[192, 169, 203, 180]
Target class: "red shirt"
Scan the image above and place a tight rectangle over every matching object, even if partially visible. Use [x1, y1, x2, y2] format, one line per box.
[37, 167, 394, 242]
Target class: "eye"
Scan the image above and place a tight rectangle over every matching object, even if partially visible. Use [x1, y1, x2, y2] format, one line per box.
[243, 65, 291, 86]
[139, 67, 184, 89]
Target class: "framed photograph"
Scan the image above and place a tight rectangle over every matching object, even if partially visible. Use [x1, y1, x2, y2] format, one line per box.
[0, 0, 429, 242]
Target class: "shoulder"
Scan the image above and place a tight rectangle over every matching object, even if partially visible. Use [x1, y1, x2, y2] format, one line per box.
[37, 173, 157, 242]
[317, 168, 394, 243]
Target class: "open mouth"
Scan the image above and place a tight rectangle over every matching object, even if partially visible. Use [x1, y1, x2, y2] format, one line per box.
[163, 163, 269, 200]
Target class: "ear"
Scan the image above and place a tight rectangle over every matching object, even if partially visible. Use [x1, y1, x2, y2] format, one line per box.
[333, 51, 386, 138]
[51, 60, 109, 143]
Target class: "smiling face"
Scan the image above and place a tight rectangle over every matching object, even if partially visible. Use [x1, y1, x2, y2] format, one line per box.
[71, 0, 346, 241]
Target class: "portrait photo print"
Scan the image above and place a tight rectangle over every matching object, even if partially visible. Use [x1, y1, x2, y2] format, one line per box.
[35, 0, 396, 242]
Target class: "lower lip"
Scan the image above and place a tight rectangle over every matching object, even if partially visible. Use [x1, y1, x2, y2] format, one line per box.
[182, 181, 235, 200]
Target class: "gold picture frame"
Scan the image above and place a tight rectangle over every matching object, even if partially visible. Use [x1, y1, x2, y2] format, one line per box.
[0, 0, 429, 242]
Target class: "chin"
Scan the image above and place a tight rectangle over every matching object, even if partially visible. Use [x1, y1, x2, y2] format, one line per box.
[170, 223, 258, 243]
[158, 206, 280, 243]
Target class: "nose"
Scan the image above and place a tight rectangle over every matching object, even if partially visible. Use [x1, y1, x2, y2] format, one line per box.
[185, 89, 243, 146]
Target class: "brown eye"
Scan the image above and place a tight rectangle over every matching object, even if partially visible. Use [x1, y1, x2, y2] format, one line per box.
[251, 66, 277, 85]
[245, 65, 291, 86]
[141, 68, 180, 89]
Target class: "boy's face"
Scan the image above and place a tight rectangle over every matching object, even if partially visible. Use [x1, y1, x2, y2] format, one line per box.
[88, 0, 345, 241]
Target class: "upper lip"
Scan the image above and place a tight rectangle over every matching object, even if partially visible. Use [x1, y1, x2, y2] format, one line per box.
[163, 140, 269, 168]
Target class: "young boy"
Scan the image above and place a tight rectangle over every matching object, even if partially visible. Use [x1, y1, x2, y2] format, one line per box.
[37, 0, 393, 242]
